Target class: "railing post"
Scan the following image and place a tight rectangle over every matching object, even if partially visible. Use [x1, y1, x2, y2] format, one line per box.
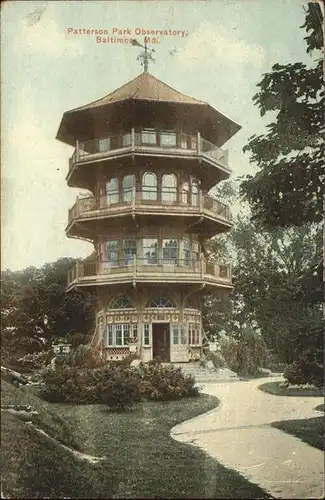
[76, 263, 79, 280]
[200, 189, 204, 212]
[132, 186, 136, 209]
[133, 255, 137, 279]
[201, 258, 204, 279]
[76, 140, 80, 161]
[76, 195, 79, 217]
[197, 131, 201, 154]
[131, 128, 135, 151]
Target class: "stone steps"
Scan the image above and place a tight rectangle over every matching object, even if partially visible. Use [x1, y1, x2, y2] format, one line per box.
[172, 363, 238, 383]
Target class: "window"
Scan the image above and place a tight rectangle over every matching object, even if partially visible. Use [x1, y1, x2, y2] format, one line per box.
[98, 137, 111, 152]
[148, 297, 175, 308]
[160, 131, 177, 147]
[142, 238, 158, 265]
[172, 324, 187, 345]
[106, 324, 132, 346]
[123, 238, 137, 266]
[161, 174, 177, 203]
[122, 133, 131, 147]
[182, 181, 190, 204]
[141, 128, 157, 145]
[182, 239, 191, 266]
[143, 324, 151, 346]
[106, 240, 119, 267]
[106, 177, 119, 205]
[122, 175, 135, 203]
[109, 296, 132, 309]
[142, 172, 157, 201]
[162, 238, 178, 265]
[189, 323, 200, 345]
[191, 178, 199, 206]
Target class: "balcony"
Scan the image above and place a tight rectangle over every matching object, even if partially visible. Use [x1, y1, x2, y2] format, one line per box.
[67, 258, 232, 291]
[67, 130, 230, 185]
[66, 190, 231, 237]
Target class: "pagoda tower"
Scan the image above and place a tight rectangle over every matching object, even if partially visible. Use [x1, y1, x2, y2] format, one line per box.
[56, 65, 241, 363]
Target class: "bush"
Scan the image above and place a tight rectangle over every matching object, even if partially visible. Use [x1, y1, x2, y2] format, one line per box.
[96, 365, 142, 409]
[63, 344, 104, 369]
[284, 355, 324, 389]
[40, 366, 99, 404]
[138, 362, 199, 401]
[40, 361, 200, 408]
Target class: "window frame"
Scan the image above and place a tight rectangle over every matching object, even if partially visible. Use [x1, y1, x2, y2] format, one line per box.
[142, 172, 158, 201]
[188, 323, 201, 346]
[161, 174, 177, 203]
[162, 238, 178, 265]
[106, 323, 133, 347]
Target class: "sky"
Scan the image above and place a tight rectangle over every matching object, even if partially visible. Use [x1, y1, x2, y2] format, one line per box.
[1, 0, 314, 271]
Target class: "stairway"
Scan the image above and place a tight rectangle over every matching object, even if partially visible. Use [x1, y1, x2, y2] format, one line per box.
[172, 362, 238, 384]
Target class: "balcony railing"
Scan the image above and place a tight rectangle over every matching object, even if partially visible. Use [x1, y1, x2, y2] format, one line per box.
[67, 258, 232, 287]
[67, 190, 231, 226]
[68, 130, 229, 176]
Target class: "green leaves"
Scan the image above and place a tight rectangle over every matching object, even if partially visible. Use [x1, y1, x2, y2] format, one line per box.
[241, 4, 324, 228]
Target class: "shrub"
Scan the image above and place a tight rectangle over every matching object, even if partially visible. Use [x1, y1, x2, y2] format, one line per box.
[96, 365, 142, 409]
[284, 355, 324, 389]
[40, 360, 200, 407]
[40, 366, 98, 404]
[64, 344, 104, 369]
[138, 362, 199, 401]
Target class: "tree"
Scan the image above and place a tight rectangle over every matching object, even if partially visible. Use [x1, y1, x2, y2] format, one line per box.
[241, 2, 324, 228]
[1, 258, 96, 367]
[238, 3, 323, 385]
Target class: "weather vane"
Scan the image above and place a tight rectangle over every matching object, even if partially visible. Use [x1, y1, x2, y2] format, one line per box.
[131, 39, 155, 72]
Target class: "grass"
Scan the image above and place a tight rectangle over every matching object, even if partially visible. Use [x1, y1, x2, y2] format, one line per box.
[258, 381, 323, 397]
[1, 380, 272, 499]
[271, 417, 324, 451]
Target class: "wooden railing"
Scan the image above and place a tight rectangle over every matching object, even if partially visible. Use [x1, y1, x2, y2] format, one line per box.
[67, 258, 232, 287]
[68, 130, 229, 175]
[67, 190, 231, 225]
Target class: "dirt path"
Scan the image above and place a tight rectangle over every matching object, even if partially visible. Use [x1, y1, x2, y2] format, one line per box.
[171, 377, 324, 499]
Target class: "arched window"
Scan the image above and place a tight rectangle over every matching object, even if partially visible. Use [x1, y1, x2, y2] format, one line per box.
[147, 296, 175, 308]
[122, 174, 135, 203]
[142, 172, 157, 201]
[182, 181, 190, 204]
[191, 178, 199, 206]
[162, 174, 177, 202]
[109, 296, 132, 309]
[106, 176, 119, 205]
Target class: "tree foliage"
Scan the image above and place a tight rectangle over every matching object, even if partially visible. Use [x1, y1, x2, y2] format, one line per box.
[241, 2, 324, 227]
[1, 258, 96, 367]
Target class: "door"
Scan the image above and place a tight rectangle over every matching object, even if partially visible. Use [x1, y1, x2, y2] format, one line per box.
[152, 323, 170, 362]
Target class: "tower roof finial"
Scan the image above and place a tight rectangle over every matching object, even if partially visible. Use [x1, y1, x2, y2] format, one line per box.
[131, 38, 155, 72]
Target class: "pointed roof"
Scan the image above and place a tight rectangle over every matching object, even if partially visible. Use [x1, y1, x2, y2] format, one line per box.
[68, 71, 206, 113]
[56, 71, 241, 147]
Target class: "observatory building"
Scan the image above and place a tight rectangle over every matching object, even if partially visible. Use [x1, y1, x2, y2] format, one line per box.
[56, 60, 241, 363]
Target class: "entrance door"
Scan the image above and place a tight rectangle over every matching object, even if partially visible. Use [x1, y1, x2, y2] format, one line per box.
[152, 323, 170, 362]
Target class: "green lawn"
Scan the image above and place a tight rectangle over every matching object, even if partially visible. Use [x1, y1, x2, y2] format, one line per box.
[258, 381, 323, 397]
[1, 380, 272, 499]
[271, 417, 324, 451]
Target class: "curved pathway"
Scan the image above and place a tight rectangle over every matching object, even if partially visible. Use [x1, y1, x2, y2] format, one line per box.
[171, 377, 324, 499]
